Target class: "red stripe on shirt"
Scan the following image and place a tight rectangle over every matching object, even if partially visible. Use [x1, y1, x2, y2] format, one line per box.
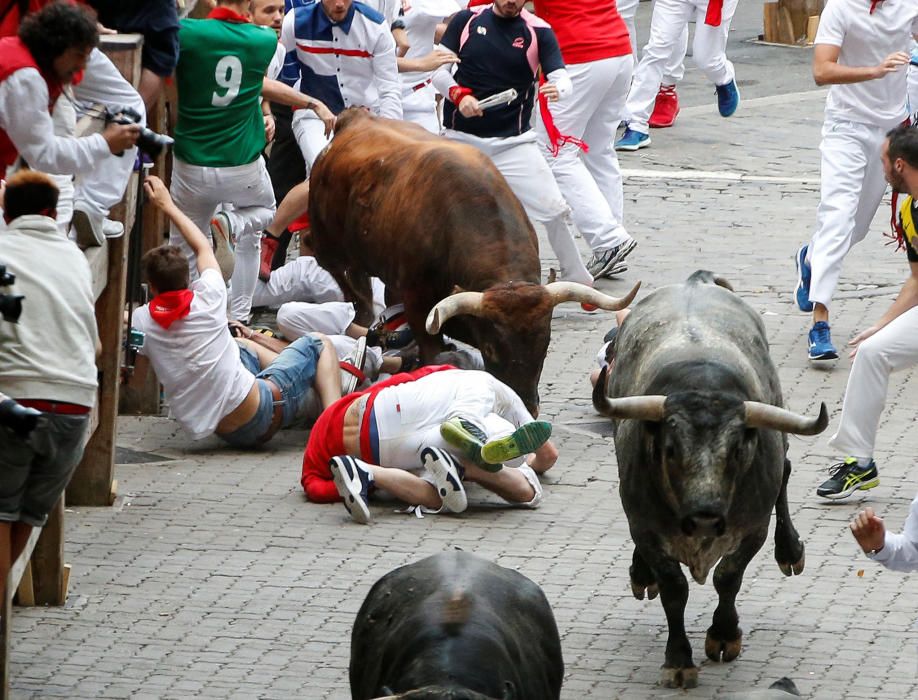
[296, 44, 373, 58]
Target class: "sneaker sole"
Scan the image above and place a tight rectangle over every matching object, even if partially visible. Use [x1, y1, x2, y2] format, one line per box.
[592, 241, 637, 280]
[72, 210, 104, 248]
[793, 246, 813, 313]
[808, 350, 839, 361]
[615, 137, 651, 152]
[211, 217, 236, 283]
[481, 421, 552, 465]
[422, 449, 468, 513]
[341, 336, 368, 396]
[817, 478, 879, 500]
[440, 421, 499, 472]
[330, 459, 371, 524]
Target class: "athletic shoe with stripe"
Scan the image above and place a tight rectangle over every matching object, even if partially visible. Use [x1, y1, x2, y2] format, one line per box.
[210, 212, 236, 283]
[816, 457, 879, 500]
[440, 416, 496, 472]
[329, 455, 373, 523]
[421, 447, 467, 513]
[481, 420, 552, 465]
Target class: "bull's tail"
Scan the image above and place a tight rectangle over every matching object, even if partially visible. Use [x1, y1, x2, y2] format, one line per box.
[687, 269, 734, 292]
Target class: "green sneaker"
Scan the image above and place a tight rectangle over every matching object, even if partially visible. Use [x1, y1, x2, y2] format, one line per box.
[481, 421, 552, 465]
[816, 457, 879, 500]
[440, 417, 497, 472]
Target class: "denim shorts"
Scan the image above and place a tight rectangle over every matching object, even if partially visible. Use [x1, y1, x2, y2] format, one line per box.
[0, 414, 90, 527]
[220, 335, 324, 448]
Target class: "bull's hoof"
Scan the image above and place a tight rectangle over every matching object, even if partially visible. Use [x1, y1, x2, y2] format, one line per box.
[777, 550, 806, 577]
[660, 665, 698, 689]
[630, 582, 659, 600]
[704, 630, 742, 663]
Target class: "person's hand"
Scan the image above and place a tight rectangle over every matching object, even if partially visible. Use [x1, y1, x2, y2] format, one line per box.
[102, 121, 141, 155]
[458, 95, 483, 118]
[143, 175, 174, 211]
[393, 27, 410, 57]
[264, 113, 276, 143]
[539, 82, 560, 102]
[850, 506, 886, 554]
[848, 325, 881, 358]
[414, 49, 460, 72]
[872, 52, 910, 80]
[228, 320, 253, 339]
[97, 22, 117, 35]
[311, 100, 337, 137]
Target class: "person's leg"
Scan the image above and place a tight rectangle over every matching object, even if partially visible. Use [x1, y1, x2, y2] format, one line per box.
[488, 140, 592, 285]
[72, 48, 145, 226]
[265, 180, 310, 239]
[368, 464, 441, 509]
[662, 25, 688, 85]
[808, 122, 879, 314]
[689, 0, 738, 88]
[464, 463, 542, 505]
[828, 307, 918, 461]
[622, 0, 695, 134]
[540, 57, 633, 262]
[253, 256, 345, 308]
[292, 115, 332, 171]
[169, 159, 220, 281]
[617, 0, 639, 56]
[276, 301, 357, 339]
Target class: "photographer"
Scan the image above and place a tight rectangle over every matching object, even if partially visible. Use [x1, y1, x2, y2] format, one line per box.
[0, 3, 140, 202]
[0, 171, 99, 604]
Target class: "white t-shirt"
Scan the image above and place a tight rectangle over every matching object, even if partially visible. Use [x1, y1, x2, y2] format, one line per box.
[267, 42, 286, 82]
[399, 0, 464, 112]
[133, 269, 255, 439]
[816, 0, 918, 129]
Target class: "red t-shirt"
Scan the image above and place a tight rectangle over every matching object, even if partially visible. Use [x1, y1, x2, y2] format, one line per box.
[531, 0, 631, 64]
[301, 365, 455, 503]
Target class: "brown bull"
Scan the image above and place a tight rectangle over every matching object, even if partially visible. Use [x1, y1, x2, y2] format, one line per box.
[308, 109, 638, 414]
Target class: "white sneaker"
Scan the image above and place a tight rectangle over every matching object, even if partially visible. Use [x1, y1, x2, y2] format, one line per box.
[421, 447, 467, 513]
[102, 218, 124, 239]
[340, 336, 367, 396]
[71, 209, 104, 248]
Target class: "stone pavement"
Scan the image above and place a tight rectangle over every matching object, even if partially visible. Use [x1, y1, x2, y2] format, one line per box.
[10, 6, 918, 700]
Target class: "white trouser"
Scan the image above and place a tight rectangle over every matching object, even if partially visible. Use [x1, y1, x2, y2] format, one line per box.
[828, 305, 918, 461]
[72, 48, 145, 219]
[537, 56, 633, 254]
[402, 84, 440, 134]
[617, 0, 687, 84]
[624, 0, 738, 133]
[252, 256, 345, 308]
[444, 129, 592, 285]
[169, 156, 276, 320]
[404, 107, 440, 134]
[807, 120, 889, 308]
[278, 301, 356, 338]
[49, 98, 76, 234]
[292, 113, 331, 172]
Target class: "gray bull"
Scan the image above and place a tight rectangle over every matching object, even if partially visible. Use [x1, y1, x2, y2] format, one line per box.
[349, 551, 563, 699]
[593, 271, 827, 689]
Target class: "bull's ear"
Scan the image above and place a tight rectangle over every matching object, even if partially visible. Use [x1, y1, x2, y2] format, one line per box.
[451, 284, 466, 295]
[502, 681, 517, 700]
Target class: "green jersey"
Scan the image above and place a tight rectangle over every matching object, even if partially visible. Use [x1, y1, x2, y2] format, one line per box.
[174, 17, 277, 167]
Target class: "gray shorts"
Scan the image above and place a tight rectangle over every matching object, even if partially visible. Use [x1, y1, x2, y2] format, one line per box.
[0, 414, 90, 527]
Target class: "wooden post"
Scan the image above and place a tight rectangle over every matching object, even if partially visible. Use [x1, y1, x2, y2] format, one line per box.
[763, 3, 779, 42]
[30, 500, 66, 606]
[806, 15, 820, 44]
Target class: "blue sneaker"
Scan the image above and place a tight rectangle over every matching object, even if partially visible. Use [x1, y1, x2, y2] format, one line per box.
[794, 244, 813, 312]
[807, 321, 838, 361]
[329, 456, 374, 523]
[614, 127, 651, 151]
[716, 79, 740, 118]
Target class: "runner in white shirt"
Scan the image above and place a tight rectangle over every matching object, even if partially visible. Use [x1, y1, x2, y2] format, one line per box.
[792, 0, 918, 362]
[851, 496, 918, 572]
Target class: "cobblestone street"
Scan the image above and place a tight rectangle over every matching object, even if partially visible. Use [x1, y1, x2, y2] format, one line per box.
[10, 4, 918, 699]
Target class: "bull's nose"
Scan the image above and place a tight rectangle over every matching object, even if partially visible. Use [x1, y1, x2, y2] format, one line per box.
[681, 513, 726, 537]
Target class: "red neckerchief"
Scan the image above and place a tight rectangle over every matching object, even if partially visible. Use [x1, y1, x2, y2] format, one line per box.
[705, 0, 724, 26]
[149, 289, 194, 329]
[870, 0, 883, 13]
[207, 6, 251, 23]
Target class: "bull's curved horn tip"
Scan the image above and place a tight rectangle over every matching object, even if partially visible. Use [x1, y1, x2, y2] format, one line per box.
[815, 402, 829, 433]
[425, 308, 441, 334]
[624, 280, 642, 304]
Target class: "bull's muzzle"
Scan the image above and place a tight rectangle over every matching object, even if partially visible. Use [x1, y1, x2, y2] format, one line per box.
[681, 511, 727, 538]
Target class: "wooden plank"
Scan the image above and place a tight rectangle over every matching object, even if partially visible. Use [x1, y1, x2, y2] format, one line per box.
[778, 7, 796, 45]
[31, 499, 65, 606]
[84, 243, 109, 301]
[68, 222, 130, 506]
[15, 564, 33, 608]
[100, 34, 143, 88]
[1, 569, 10, 700]
[763, 3, 779, 43]
[806, 15, 820, 44]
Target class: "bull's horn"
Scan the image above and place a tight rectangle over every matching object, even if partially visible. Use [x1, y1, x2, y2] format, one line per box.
[544, 281, 641, 310]
[425, 291, 485, 334]
[743, 401, 829, 436]
[602, 395, 666, 422]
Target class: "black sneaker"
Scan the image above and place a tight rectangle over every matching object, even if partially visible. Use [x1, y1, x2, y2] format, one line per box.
[329, 455, 374, 523]
[816, 457, 879, 500]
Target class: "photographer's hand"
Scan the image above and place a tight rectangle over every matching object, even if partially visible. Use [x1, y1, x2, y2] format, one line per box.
[102, 122, 141, 155]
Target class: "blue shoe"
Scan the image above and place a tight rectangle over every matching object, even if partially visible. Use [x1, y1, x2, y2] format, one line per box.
[807, 321, 838, 361]
[794, 244, 813, 312]
[716, 79, 740, 118]
[614, 127, 651, 151]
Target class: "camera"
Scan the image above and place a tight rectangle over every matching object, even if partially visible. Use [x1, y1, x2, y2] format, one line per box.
[0, 264, 23, 323]
[0, 393, 40, 439]
[104, 106, 174, 158]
